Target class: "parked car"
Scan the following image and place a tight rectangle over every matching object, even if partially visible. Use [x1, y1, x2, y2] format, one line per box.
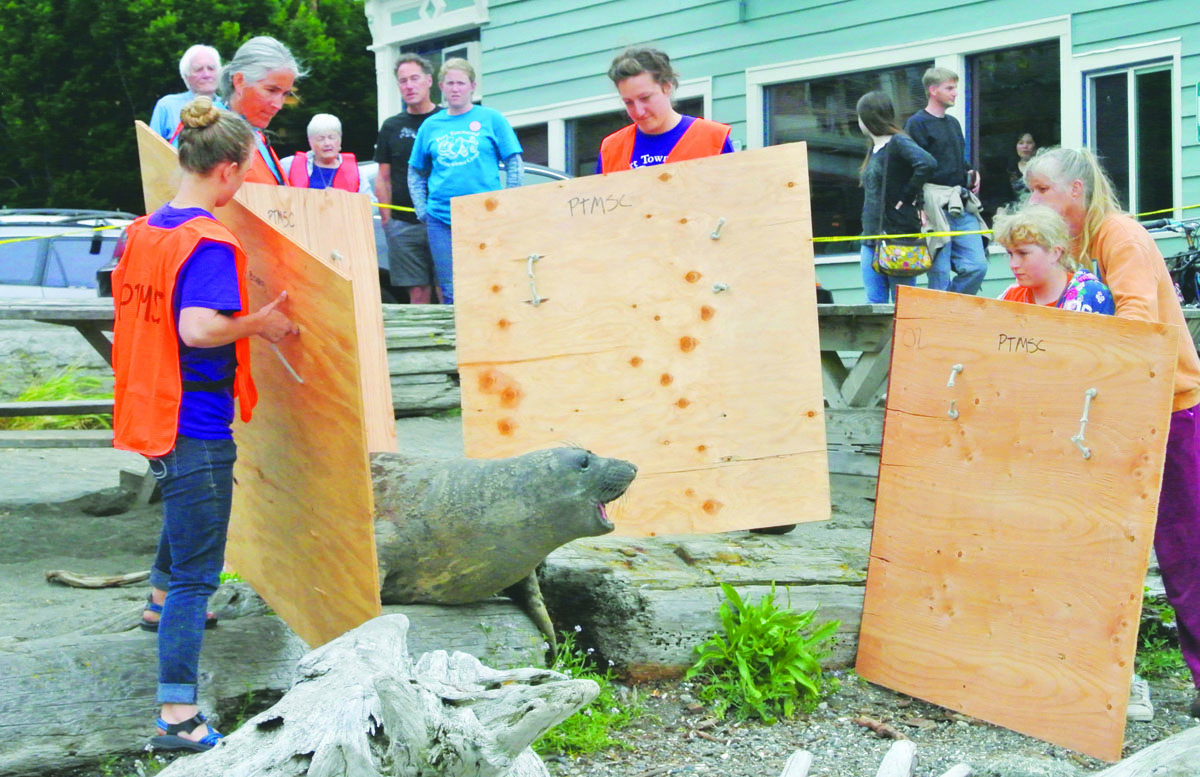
[0, 209, 135, 299]
[358, 160, 572, 302]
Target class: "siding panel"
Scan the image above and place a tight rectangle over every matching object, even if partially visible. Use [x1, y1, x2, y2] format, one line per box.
[458, 0, 1199, 297]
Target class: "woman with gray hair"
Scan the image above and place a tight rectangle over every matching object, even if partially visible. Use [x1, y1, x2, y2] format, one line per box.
[283, 113, 368, 193]
[151, 44, 224, 141]
[218, 36, 306, 185]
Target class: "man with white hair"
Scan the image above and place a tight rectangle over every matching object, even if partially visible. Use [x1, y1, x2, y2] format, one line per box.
[149, 45, 225, 140]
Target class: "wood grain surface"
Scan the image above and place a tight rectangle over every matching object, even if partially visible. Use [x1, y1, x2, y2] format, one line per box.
[452, 143, 829, 535]
[136, 121, 380, 646]
[235, 183, 396, 453]
[856, 286, 1178, 762]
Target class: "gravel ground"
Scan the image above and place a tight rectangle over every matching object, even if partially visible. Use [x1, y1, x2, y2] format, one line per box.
[39, 671, 1199, 777]
[543, 673, 1200, 777]
[11, 418, 1200, 777]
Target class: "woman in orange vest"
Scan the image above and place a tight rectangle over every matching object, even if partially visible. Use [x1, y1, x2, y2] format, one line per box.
[112, 96, 297, 752]
[597, 47, 732, 174]
[284, 113, 366, 192]
[217, 36, 306, 185]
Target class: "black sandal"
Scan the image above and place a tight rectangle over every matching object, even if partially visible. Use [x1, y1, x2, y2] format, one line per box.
[140, 594, 219, 632]
[150, 712, 223, 752]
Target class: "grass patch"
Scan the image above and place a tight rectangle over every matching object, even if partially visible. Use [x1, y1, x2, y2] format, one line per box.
[0, 367, 112, 430]
[1137, 589, 1187, 680]
[686, 582, 840, 724]
[533, 628, 642, 757]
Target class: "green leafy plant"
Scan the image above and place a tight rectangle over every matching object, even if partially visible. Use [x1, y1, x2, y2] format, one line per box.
[686, 582, 839, 724]
[533, 628, 641, 756]
[1137, 589, 1186, 680]
[218, 570, 244, 585]
[0, 367, 112, 431]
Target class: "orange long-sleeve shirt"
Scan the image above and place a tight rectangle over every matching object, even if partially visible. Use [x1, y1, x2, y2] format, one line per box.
[1090, 212, 1200, 411]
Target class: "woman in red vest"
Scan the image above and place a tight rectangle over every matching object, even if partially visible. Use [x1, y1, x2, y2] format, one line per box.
[284, 113, 366, 192]
[217, 36, 306, 185]
[597, 47, 732, 174]
[112, 96, 297, 752]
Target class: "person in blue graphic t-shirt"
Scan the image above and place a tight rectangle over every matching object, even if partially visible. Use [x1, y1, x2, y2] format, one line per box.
[408, 58, 523, 304]
[596, 47, 732, 174]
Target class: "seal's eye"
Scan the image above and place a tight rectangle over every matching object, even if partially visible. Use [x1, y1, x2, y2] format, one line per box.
[576, 451, 590, 470]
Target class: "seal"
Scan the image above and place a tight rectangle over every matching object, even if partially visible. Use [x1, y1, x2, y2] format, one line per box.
[371, 447, 637, 645]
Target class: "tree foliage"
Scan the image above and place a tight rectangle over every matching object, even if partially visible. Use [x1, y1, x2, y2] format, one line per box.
[0, 0, 377, 212]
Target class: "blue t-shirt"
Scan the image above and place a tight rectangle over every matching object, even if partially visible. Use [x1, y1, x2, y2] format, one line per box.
[147, 204, 243, 440]
[150, 91, 227, 141]
[408, 105, 523, 224]
[594, 115, 734, 174]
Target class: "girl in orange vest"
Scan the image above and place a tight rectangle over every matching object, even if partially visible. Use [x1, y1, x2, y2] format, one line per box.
[217, 36, 306, 185]
[112, 96, 297, 752]
[597, 47, 732, 174]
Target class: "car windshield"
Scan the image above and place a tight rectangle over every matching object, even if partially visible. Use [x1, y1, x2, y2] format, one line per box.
[44, 236, 118, 288]
[0, 241, 42, 286]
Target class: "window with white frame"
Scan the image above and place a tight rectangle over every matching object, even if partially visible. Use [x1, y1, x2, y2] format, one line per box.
[1087, 63, 1174, 216]
[765, 63, 931, 255]
[968, 40, 1061, 217]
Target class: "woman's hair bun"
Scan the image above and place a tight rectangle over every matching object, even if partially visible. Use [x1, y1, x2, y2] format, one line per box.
[180, 96, 221, 129]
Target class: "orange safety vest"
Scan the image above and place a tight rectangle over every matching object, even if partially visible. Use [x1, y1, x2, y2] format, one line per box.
[598, 117, 731, 173]
[111, 215, 257, 456]
[286, 152, 360, 191]
[245, 142, 286, 185]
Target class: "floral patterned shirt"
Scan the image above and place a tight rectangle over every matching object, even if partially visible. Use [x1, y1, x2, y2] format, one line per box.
[999, 269, 1115, 314]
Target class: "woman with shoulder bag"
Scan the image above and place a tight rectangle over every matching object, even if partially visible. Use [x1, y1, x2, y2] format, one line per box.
[856, 91, 936, 303]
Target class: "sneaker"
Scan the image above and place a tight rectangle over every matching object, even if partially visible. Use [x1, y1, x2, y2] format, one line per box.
[1189, 690, 1200, 719]
[1127, 673, 1154, 722]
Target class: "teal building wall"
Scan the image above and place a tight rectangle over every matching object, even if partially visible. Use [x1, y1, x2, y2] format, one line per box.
[367, 0, 1200, 302]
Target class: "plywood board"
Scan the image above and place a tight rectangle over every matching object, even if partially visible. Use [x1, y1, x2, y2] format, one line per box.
[236, 184, 396, 453]
[856, 286, 1178, 762]
[136, 121, 380, 646]
[134, 121, 395, 453]
[452, 143, 828, 535]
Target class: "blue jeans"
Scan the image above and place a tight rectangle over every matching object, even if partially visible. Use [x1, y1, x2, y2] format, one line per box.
[927, 210, 988, 294]
[860, 244, 917, 303]
[424, 215, 454, 304]
[148, 434, 236, 704]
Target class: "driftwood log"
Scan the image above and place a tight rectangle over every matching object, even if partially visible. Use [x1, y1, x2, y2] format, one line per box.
[776, 741, 971, 777]
[0, 600, 543, 777]
[44, 568, 149, 588]
[1094, 725, 1200, 776]
[156, 614, 596, 777]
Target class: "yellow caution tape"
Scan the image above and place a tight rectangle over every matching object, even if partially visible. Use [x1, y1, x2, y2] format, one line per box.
[0, 223, 125, 247]
[814, 203, 1200, 244]
[3, 201, 1195, 247]
[1133, 203, 1200, 218]
[814, 229, 989, 244]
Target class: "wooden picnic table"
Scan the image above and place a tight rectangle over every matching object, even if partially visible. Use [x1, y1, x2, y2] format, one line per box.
[0, 299, 114, 365]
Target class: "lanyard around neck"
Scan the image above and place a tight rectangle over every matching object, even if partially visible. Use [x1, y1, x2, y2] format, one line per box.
[255, 131, 284, 184]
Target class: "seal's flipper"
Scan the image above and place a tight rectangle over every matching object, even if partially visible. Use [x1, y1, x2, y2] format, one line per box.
[504, 572, 556, 659]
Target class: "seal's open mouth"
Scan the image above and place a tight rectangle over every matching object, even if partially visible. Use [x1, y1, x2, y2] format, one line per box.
[596, 501, 614, 530]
